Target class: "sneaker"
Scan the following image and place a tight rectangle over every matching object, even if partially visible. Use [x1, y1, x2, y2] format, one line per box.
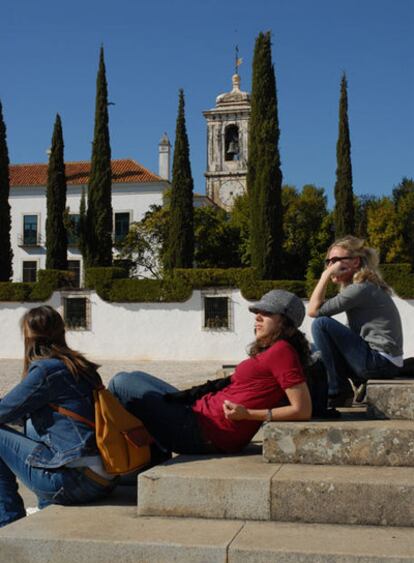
[328, 390, 354, 408]
[354, 382, 367, 403]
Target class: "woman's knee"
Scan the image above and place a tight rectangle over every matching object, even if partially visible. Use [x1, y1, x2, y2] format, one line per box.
[311, 316, 332, 337]
[108, 371, 172, 403]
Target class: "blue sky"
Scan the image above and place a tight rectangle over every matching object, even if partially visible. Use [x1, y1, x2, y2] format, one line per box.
[1, 0, 412, 208]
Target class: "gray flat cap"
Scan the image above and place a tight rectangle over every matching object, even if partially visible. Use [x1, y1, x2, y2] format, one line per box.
[248, 289, 305, 328]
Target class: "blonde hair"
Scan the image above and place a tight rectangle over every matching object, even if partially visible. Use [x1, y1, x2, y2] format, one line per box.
[21, 305, 102, 385]
[327, 235, 391, 292]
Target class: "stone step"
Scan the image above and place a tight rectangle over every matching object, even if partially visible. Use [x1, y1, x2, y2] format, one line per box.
[367, 379, 414, 420]
[138, 453, 414, 526]
[263, 417, 414, 466]
[1, 505, 414, 562]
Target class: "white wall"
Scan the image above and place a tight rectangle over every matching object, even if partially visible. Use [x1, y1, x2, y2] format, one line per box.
[1, 290, 413, 362]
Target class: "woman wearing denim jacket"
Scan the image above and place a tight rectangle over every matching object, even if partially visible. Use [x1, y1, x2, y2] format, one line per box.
[308, 236, 403, 407]
[0, 305, 117, 527]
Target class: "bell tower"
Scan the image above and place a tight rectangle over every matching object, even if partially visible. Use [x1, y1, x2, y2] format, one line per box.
[203, 72, 251, 210]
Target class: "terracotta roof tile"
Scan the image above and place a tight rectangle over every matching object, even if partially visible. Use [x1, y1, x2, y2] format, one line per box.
[10, 159, 163, 187]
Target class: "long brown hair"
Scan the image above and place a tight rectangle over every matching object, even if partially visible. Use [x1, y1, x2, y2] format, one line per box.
[248, 314, 311, 368]
[21, 305, 102, 386]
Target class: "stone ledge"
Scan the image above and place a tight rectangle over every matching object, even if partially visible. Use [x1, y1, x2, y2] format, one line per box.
[367, 380, 414, 420]
[263, 419, 414, 466]
[138, 452, 276, 520]
[0, 506, 243, 563]
[138, 454, 414, 526]
[229, 521, 414, 562]
[2, 506, 414, 562]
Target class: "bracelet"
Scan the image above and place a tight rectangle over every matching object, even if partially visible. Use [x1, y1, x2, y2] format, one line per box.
[266, 409, 272, 423]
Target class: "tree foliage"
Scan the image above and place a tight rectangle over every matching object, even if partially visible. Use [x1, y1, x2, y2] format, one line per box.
[84, 46, 113, 267]
[282, 184, 328, 279]
[164, 89, 194, 269]
[366, 197, 405, 263]
[116, 205, 168, 279]
[392, 177, 414, 268]
[229, 193, 251, 266]
[46, 113, 68, 270]
[354, 194, 377, 240]
[333, 73, 354, 238]
[194, 206, 242, 268]
[117, 204, 243, 277]
[247, 31, 283, 279]
[0, 100, 13, 281]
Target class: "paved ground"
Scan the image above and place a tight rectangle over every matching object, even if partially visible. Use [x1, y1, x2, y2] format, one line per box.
[0, 358, 230, 397]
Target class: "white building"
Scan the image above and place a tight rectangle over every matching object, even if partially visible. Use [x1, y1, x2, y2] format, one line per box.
[9, 155, 170, 285]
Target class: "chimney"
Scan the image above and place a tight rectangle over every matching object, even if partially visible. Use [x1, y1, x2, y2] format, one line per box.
[158, 132, 171, 181]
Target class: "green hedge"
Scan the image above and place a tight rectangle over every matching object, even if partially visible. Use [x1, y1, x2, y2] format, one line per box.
[0, 270, 75, 302]
[240, 279, 307, 300]
[86, 267, 307, 302]
[173, 267, 256, 289]
[1, 265, 413, 303]
[380, 263, 414, 298]
[105, 278, 192, 302]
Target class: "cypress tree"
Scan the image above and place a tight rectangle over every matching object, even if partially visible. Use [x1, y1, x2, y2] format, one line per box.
[164, 89, 194, 269]
[334, 73, 355, 237]
[247, 31, 283, 279]
[85, 46, 113, 267]
[0, 100, 13, 281]
[46, 114, 68, 270]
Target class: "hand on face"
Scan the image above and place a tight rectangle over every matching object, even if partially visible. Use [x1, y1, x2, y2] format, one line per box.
[325, 247, 359, 284]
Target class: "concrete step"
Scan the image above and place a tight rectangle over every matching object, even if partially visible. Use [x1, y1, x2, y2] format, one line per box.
[1, 505, 414, 562]
[138, 453, 414, 526]
[0, 505, 242, 563]
[229, 520, 414, 562]
[367, 379, 414, 420]
[263, 417, 414, 466]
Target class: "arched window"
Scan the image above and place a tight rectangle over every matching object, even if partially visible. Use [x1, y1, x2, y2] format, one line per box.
[224, 125, 239, 161]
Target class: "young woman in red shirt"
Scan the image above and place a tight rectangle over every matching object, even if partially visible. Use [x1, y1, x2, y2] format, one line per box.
[108, 290, 312, 456]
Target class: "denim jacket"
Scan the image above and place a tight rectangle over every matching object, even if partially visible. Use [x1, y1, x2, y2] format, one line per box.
[0, 358, 99, 468]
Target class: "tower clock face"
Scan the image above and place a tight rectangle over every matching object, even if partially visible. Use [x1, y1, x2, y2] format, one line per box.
[218, 180, 244, 207]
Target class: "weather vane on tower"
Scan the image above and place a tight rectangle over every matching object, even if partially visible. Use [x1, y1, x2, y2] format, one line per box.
[235, 45, 243, 75]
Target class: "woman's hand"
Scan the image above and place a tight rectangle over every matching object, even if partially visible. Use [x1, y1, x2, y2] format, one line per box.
[222, 383, 312, 423]
[223, 400, 249, 420]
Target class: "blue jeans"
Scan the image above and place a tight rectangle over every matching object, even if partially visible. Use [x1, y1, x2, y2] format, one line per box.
[311, 316, 400, 396]
[108, 371, 212, 455]
[0, 425, 115, 527]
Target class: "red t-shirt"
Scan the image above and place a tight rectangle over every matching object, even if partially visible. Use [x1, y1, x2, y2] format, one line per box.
[192, 340, 306, 453]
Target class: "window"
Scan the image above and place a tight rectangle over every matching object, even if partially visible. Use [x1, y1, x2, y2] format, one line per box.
[204, 296, 230, 329]
[22, 261, 37, 282]
[23, 215, 39, 245]
[67, 260, 81, 288]
[67, 214, 80, 246]
[64, 297, 90, 330]
[114, 212, 130, 243]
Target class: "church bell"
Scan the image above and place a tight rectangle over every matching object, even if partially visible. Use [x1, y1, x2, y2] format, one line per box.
[227, 141, 238, 156]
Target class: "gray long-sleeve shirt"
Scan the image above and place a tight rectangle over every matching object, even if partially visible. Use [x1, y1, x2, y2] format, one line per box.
[318, 281, 403, 357]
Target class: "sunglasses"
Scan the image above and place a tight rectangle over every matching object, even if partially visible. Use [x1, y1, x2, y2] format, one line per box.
[324, 256, 353, 266]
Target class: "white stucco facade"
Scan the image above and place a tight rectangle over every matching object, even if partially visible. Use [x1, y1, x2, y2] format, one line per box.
[9, 164, 168, 283]
[1, 290, 413, 362]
